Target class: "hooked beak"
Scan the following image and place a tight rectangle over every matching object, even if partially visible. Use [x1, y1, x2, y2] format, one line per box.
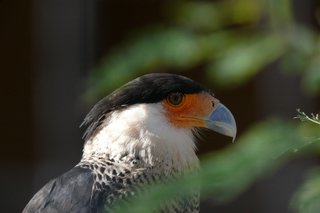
[206, 103, 237, 142]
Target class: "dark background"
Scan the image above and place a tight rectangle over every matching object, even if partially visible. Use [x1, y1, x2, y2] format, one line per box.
[0, 0, 319, 212]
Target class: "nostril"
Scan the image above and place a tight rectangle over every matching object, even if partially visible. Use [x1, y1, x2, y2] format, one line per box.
[211, 101, 215, 108]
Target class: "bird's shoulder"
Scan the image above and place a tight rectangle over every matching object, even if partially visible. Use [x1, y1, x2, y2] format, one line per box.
[23, 158, 148, 213]
[23, 166, 101, 213]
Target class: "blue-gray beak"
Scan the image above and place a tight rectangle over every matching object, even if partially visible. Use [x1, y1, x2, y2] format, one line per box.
[206, 103, 237, 142]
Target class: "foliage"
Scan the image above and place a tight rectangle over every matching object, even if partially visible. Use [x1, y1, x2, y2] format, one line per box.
[291, 111, 320, 213]
[85, 0, 320, 102]
[112, 119, 319, 213]
[84, 0, 320, 211]
[291, 168, 320, 213]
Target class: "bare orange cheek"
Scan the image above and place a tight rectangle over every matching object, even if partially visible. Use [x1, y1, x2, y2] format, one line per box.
[163, 92, 215, 128]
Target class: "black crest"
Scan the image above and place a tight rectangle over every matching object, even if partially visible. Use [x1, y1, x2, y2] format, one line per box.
[81, 73, 206, 140]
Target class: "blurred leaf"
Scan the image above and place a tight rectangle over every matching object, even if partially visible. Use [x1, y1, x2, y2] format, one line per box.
[302, 38, 320, 94]
[207, 34, 287, 87]
[199, 119, 317, 201]
[112, 119, 316, 212]
[172, 0, 261, 32]
[291, 168, 320, 213]
[86, 0, 320, 102]
[281, 26, 316, 73]
[302, 64, 320, 94]
[265, 0, 294, 30]
[85, 29, 203, 102]
[173, 2, 223, 31]
[288, 27, 316, 56]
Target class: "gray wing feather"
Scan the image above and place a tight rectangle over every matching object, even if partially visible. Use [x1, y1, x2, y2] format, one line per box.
[23, 166, 103, 213]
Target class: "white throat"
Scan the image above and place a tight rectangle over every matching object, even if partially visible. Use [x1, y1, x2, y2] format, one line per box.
[82, 103, 199, 170]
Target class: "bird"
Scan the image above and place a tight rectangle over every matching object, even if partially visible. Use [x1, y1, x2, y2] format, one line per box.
[23, 73, 236, 213]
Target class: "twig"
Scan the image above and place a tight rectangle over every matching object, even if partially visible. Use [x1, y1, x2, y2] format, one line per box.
[294, 109, 320, 125]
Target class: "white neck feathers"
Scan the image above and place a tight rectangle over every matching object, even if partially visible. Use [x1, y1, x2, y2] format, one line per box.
[82, 104, 198, 170]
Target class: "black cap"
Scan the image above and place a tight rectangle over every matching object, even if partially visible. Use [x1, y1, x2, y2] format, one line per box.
[82, 73, 207, 140]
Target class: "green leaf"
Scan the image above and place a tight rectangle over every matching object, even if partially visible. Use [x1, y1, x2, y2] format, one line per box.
[172, 0, 261, 32]
[302, 59, 320, 95]
[207, 34, 287, 87]
[291, 168, 320, 213]
[265, 0, 294, 30]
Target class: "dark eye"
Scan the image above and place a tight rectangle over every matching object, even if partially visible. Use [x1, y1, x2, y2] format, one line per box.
[167, 92, 184, 106]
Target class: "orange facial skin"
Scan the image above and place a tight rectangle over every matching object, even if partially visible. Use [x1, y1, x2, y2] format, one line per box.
[162, 92, 219, 128]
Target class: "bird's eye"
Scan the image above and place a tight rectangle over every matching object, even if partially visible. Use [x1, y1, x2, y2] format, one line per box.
[167, 92, 184, 106]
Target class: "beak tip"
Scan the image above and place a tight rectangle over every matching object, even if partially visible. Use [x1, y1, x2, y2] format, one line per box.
[226, 124, 237, 142]
[232, 132, 237, 143]
[206, 103, 237, 142]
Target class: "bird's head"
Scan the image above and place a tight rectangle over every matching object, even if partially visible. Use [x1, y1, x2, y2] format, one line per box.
[81, 73, 236, 166]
